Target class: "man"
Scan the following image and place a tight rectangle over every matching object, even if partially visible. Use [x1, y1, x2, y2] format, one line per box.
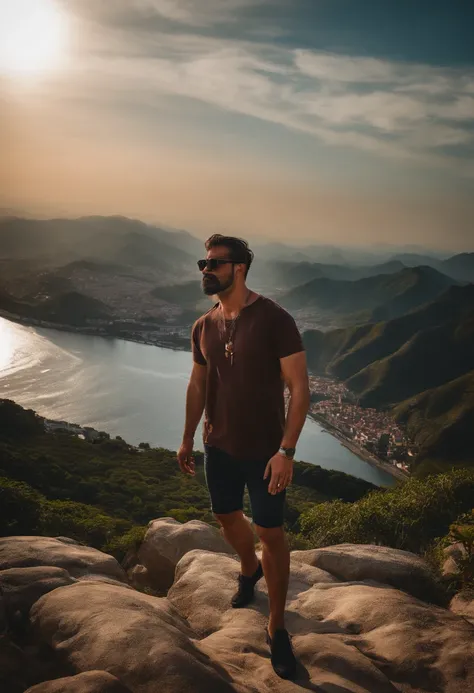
[177, 234, 310, 680]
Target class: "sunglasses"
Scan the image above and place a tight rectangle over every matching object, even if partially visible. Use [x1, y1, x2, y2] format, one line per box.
[197, 258, 239, 272]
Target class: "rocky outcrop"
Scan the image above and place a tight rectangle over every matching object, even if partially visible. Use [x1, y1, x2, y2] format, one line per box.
[0, 537, 127, 582]
[450, 592, 474, 623]
[26, 671, 131, 693]
[442, 542, 467, 577]
[25, 670, 132, 692]
[292, 543, 445, 603]
[0, 566, 74, 622]
[1, 527, 473, 693]
[134, 517, 234, 593]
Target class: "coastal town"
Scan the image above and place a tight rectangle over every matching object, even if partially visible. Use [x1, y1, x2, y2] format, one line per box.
[306, 375, 413, 477]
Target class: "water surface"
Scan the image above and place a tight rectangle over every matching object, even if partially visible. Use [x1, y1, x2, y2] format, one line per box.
[0, 317, 394, 486]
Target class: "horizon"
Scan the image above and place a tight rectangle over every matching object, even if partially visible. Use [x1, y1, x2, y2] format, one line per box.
[1, 1, 473, 251]
[1, 211, 470, 257]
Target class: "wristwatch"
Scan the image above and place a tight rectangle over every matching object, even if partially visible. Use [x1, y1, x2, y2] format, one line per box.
[279, 446, 296, 459]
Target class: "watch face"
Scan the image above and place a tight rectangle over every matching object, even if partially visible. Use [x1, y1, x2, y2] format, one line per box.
[281, 447, 295, 458]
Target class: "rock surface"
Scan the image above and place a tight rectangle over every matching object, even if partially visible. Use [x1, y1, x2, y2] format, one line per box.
[25, 670, 133, 693]
[31, 582, 238, 693]
[0, 566, 74, 620]
[137, 517, 234, 592]
[1, 527, 473, 693]
[442, 542, 467, 577]
[450, 592, 474, 622]
[0, 537, 127, 582]
[293, 543, 444, 603]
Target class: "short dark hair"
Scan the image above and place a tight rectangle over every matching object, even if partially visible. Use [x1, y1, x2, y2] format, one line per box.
[205, 234, 254, 277]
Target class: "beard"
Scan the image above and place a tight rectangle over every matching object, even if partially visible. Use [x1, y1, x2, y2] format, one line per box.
[202, 270, 234, 296]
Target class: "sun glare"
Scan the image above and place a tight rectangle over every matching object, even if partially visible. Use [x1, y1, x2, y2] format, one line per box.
[0, 0, 68, 76]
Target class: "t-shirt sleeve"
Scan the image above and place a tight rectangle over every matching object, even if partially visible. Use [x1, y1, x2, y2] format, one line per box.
[191, 321, 207, 366]
[273, 307, 305, 359]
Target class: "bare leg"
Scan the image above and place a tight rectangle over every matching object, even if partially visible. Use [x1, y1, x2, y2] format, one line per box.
[255, 525, 290, 638]
[215, 510, 260, 577]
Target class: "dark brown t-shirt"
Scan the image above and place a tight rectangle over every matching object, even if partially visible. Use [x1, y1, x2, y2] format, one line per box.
[191, 295, 304, 460]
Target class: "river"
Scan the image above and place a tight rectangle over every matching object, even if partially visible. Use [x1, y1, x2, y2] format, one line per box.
[0, 316, 394, 486]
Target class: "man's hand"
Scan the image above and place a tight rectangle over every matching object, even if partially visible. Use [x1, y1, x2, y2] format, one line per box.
[177, 436, 196, 475]
[264, 452, 293, 494]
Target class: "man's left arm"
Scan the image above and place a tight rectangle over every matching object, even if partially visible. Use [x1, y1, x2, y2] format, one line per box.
[265, 351, 310, 494]
[281, 350, 310, 450]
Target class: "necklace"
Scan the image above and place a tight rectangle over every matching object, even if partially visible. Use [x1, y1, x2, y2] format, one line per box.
[220, 290, 251, 366]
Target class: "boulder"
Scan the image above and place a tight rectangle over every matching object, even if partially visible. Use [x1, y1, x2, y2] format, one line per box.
[450, 592, 474, 622]
[138, 518, 234, 593]
[293, 543, 444, 603]
[25, 670, 132, 693]
[0, 537, 127, 583]
[0, 566, 74, 621]
[31, 581, 238, 693]
[129, 564, 151, 591]
[442, 542, 467, 577]
[76, 575, 133, 589]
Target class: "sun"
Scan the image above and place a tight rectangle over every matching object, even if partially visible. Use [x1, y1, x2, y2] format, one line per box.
[0, 0, 68, 76]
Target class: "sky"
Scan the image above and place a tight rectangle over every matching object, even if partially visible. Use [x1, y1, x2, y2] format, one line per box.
[1, 0, 473, 251]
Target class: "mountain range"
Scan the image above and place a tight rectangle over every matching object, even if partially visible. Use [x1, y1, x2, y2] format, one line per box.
[0, 216, 201, 276]
[1, 215, 473, 282]
[303, 284, 474, 471]
[279, 265, 458, 323]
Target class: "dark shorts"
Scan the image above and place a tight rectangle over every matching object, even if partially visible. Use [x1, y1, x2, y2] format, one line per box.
[204, 445, 286, 529]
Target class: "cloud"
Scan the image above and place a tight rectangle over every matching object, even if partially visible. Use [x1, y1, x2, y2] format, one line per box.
[43, 4, 474, 174]
[135, 0, 265, 25]
[63, 0, 272, 28]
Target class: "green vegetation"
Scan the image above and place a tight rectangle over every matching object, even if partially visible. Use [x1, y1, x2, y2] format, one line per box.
[0, 289, 111, 327]
[394, 371, 474, 476]
[299, 469, 474, 554]
[448, 511, 474, 592]
[0, 400, 375, 559]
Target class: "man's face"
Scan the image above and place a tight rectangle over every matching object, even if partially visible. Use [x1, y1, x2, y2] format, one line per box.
[201, 246, 238, 296]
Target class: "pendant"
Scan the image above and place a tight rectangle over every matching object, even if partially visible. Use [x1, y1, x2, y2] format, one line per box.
[225, 341, 234, 365]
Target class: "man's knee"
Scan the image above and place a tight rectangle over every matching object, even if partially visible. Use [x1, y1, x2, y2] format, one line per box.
[254, 523, 286, 546]
[214, 509, 244, 528]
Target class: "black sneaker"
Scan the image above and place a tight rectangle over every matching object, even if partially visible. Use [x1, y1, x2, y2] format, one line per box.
[266, 628, 297, 680]
[231, 561, 263, 608]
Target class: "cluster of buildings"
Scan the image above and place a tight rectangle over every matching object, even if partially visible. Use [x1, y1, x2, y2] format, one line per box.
[307, 376, 413, 473]
[308, 374, 349, 402]
[44, 418, 103, 442]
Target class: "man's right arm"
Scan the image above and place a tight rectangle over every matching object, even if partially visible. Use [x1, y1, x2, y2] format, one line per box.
[177, 362, 206, 474]
[183, 362, 207, 440]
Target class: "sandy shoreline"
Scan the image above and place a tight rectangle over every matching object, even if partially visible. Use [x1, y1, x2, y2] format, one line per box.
[0, 310, 191, 352]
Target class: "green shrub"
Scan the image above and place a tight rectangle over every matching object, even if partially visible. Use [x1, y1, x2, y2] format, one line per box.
[41, 499, 131, 548]
[300, 469, 474, 553]
[449, 510, 474, 591]
[104, 525, 148, 561]
[0, 477, 44, 535]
